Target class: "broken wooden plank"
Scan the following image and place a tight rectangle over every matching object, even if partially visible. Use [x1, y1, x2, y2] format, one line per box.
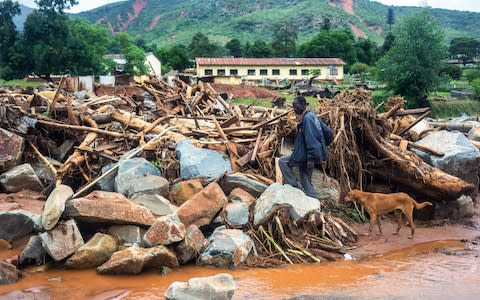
[251, 128, 263, 162]
[397, 111, 430, 136]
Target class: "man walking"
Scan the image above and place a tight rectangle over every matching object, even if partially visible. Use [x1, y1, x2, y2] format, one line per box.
[279, 96, 333, 198]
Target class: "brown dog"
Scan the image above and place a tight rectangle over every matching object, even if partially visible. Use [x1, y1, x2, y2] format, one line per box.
[344, 189, 432, 239]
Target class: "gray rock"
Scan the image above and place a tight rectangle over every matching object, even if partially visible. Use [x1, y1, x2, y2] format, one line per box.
[0, 128, 24, 173]
[114, 158, 162, 196]
[108, 225, 145, 245]
[224, 202, 249, 228]
[456, 195, 475, 218]
[19, 235, 46, 266]
[165, 273, 235, 300]
[219, 173, 268, 197]
[293, 169, 340, 202]
[127, 174, 169, 198]
[97, 245, 179, 275]
[200, 228, 253, 269]
[467, 126, 480, 142]
[40, 219, 84, 262]
[0, 260, 20, 285]
[414, 131, 480, 197]
[143, 214, 186, 247]
[175, 225, 208, 265]
[228, 188, 256, 206]
[130, 192, 177, 216]
[66, 233, 118, 269]
[56, 139, 75, 161]
[176, 140, 232, 180]
[0, 210, 38, 241]
[0, 164, 44, 193]
[98, 163, 116, 192]
[253, 183, 321, 227]
[42, 184, 73, 230]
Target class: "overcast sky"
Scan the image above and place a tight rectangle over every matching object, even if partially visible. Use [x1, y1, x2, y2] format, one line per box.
[15, 0, 480, 13]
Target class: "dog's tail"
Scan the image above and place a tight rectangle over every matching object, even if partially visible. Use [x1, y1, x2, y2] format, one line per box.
[414, 200, 433, 210]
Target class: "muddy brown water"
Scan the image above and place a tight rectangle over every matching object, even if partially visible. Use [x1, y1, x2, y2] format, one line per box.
[1, 219, 479, 299]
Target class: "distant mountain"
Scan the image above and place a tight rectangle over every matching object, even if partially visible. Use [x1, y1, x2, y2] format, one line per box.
[13, 4, 34, 30]
[15, 0, 480, 46]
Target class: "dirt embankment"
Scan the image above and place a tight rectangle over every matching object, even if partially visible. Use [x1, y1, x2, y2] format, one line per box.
[211, 84, 279, 99]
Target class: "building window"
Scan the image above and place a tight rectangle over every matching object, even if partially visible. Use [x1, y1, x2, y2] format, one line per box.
[260, 69, 268, 76]
[230, 69, 238, 76]
[289, 69, 298, 75]
[205, 69, 213, 76]
[301, 69, 309, 76]
[330, 67, 338, 76]
[312, 69, 321, 75]
[247, 69, 256, 75]
[217, 69, 226, 76]
[272, 69, 280, 75]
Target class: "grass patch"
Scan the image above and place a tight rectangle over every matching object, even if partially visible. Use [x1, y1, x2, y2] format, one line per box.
[0, 79, 44, 89]
[430, 99, 480, 119]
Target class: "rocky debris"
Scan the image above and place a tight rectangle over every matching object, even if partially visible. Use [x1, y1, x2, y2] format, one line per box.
[0, 128, 24, 173]
[65, 233, 118, 269]
[19, 235, 46, 266]
[175, 225, 208, 264]
[437, 195, 476, 220]
[293, 169, 341, 202]
[169, 179, 204, 206]
[0, 210, 40, 241]
[114, 158, 162, 197]
[224, 202, 249, 228]
[176, 182, 228, 228]
[39, 219, 84, 262]
[176, 140, 232, 180]
[200, 228, 254, 269]
[126, 174, 169, 199]
[97, 245, 179, 275]
[42, 184, 73, 230]
[144, 214, 186, 247]
[228, 188, 255, 206]
[165, 273, 235, 300]
[219, 173, 268, 198]
[64, 191, 156, 226]
[130, 192, 177, 216]
[0, 259, 20, 285]
[0, 287, 50, 299]
[253, 183, 321, 226]
[108, 225, 145, 245]
[0, 190, 45, 215]
[0, 163, 44, 193]
[414, 131, 480, 197]
[468, 126, 480, 142]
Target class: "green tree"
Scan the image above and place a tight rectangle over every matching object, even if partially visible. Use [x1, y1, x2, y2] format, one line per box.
[156, 44, 191, 72]
[378, 11, 447, 107]
[380, 32, 395, 56]
[110, 32, 147, 75]
[271, 23, 297, 57]
[321, 16, 332, 31]
[298, 30, 357, 67]
[0, 0, 25, 80]
[244, 40, 272, 58]
[188, 32, 221, 58]
[449, 37, 480, 65]
[440, 64, 462, 80]
[354, 39, 378, 66]
[225, 38, 243, 57]
[387, 7, 395, 32]
[350, 62, 369, 75]
[472, 78, 480, 100]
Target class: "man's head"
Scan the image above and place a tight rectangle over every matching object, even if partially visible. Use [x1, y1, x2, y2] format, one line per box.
[292, 96, 307, 115]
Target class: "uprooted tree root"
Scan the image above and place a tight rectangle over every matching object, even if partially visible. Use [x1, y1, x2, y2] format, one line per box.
[245, 205, 358, 267]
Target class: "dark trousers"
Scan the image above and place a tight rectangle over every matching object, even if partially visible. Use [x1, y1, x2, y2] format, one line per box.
[279, 155, 318, 198]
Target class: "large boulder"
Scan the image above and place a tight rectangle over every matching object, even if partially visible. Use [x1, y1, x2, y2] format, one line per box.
[0, 210, 40, 241]
[64, 191, 156, 226]
[165, 273, 235, 300]
[108, 225, 145, 245]
[253, 183, 321, 227]
[176, 140, 232, 180]
[19, 235, 46, 266]
[114, 158, 162, 197]
[42, 184, 73, 230]
[0, 164, 44, 193]
[130, 193, 177, 216]
[0, 128, 24, 173]
[66, 233, 118, 269]
[126, 174, 169, 199]
[0, 260, 20, 285]
[224, 202, 249, 228]
[169, 179, 204, 206]
[40, 219, 84, 262]
[143, 214, 186, 247]
[219, 173, 268, 197]
[414, 131, 480, 197]
[97, 245, 179, 275]
[175, 182, 228, 228]
[199, 228, 253, 269]
[293, 169, 341, 202]
[175, 225, 208, 264]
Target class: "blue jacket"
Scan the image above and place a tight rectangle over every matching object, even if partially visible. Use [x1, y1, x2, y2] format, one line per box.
[290, 111, 333, 165]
